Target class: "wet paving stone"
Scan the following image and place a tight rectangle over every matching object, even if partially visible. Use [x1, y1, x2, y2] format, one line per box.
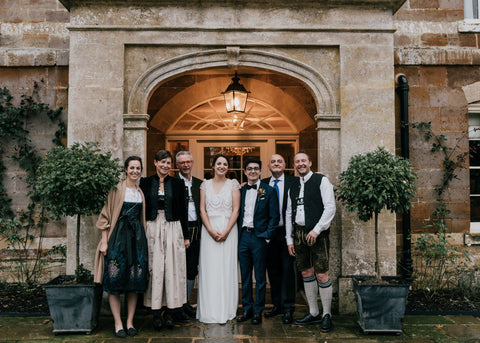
[445, 315, 480, 325]
[402, 324, 451, 340]
[442, 324, 480, 339]
[402, 315, 455, 325]
[3, 314, 480, 342]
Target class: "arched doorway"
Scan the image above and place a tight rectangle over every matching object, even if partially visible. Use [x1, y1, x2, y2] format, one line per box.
[145, 67, 318, 179]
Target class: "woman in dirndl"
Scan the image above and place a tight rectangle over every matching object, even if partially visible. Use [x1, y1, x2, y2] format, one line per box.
[140, 150, 189, 330]
[94, 156, 148, 338]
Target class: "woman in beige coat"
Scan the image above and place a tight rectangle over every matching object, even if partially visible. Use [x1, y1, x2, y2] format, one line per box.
[94, 156, 148, 338]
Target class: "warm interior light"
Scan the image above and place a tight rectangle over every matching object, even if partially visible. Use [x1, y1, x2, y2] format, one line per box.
[222, 72, 250, 113]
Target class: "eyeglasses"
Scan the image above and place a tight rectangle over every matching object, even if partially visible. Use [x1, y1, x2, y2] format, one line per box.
[246, 167, 260, 171]
[177, 161, 193, 165]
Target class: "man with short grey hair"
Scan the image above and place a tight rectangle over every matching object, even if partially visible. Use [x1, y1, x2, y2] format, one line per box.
[175, 151, 202, 319]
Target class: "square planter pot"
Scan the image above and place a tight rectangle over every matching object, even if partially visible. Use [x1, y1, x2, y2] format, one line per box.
[44, 275, 102, 334]
[352, 276, 410, 334]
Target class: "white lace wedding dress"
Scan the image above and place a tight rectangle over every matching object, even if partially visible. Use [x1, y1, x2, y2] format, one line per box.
[196, 178, 239, 324]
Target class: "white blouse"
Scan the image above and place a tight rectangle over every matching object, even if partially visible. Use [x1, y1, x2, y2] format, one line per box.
[125, 187, 142, 203]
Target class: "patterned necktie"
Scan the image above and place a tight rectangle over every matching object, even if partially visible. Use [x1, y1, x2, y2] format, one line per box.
[273, 179, 280, 200]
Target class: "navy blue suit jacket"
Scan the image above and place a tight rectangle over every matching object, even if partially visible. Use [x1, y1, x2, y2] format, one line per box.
[237, 181, 280, 240]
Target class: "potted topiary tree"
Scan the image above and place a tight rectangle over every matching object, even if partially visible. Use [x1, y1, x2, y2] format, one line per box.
[336, 146, 417, 334]
[36, 142, 122, 334]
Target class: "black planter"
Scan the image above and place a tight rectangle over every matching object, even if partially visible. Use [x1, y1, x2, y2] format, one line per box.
[352, 276, 410, 334]
[43, 275, 102, 334]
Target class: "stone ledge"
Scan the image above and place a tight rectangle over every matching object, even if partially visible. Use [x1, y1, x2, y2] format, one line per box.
[0, 49, 69, 67]
[395, 47, 480, 65]
[458, 19, 480, 33]
[465, 233, 480, 246]
[59, 0, 407, 13]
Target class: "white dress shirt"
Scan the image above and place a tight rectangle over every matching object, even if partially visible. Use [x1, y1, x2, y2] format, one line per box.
[179, 173, 198, 222]
[242, 180, 261, 228]
[285, 171, 336, 246]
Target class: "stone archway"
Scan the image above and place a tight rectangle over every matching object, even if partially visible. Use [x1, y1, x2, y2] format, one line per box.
[125, 46, 341, 180]
[128, 47, 337, 116]
[124, 47, 343, 298]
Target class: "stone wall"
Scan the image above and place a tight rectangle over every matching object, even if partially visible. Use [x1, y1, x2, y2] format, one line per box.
[394, 0, 480, 274]
[0, 0, 69, 282]
[4, 0, 480, 314]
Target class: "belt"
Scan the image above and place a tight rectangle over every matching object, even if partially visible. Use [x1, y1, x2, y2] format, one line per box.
[187, 221, 198, 228]
[242, 226, 254, 232]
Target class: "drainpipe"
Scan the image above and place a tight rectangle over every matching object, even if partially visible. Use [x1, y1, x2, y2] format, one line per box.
[395, 74, 413, 282]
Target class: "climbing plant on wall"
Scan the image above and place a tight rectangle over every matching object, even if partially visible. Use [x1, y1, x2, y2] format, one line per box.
[0, 81, 66, 285]
[410, 121, 473, 294]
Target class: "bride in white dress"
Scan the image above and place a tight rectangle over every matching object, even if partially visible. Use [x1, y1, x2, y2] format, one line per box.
[196, 154, 241, 324]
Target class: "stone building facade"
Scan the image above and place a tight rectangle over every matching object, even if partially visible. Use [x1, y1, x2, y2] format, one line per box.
[0, 0, 479, 313]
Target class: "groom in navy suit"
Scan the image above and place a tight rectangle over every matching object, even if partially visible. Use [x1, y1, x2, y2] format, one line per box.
[237, 157, 279, 325]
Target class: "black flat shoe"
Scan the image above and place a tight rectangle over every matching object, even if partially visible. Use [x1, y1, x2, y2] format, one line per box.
[153, 317, 164, 331]
[163, 312, 174, 329]
[127, 327, 138, 336]
[114, 328, 127, 338]
[237, 310, 253, 322]
[172, 309, 191, 324]
[252, 312, 262, 324]
[265, 306, 282, 318]
[282, 311, 293, 324]
[183, 303, 196, 318]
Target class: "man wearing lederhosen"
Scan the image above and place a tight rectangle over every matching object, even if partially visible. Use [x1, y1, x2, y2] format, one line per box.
[176, 151, 202, 319]
[286, 152, 336, 332]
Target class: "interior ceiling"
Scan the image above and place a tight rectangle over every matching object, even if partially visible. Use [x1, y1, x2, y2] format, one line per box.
[147, 67, 316, 133]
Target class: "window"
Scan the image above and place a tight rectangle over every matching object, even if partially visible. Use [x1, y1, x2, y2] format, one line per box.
[465, 0, 480, 19]
[470, 113, 480, 232]
[203, 145, 261, 183]
[169, 140, 189, 175]
[276, 141, 296, 175]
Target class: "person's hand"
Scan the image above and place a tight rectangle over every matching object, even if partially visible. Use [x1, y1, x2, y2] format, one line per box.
[184, 239, 191, 248]
[287, 244, 295, 256]
[100, 241, 108, 256]
[217, 230, 229, 242]
[306, 230, 319, 246]
[208, 229, 220, 241]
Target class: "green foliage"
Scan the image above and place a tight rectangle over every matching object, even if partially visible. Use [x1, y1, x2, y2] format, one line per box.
[336, 146, 417, 279]
[0, 83, 65, 286]
[35, 142, 123, 220]
[75, 263, 94, 284]
[410, 121, 468, 197]
[413, 220, 469, 295]
[35, 141, 122, 270]
[410, 121, 474, 293]
[336, 147, 417, 222]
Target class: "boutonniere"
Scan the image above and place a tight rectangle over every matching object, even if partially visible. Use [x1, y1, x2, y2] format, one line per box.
[257, 188, 267, 200]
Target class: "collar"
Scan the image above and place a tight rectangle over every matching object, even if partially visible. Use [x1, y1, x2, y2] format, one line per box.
[179, 173, 192, 183]
[272, 173, 285, 182]
[155, 174, 170, 182]
[247, 180, 261, 190]
[300, 171, 313, 184]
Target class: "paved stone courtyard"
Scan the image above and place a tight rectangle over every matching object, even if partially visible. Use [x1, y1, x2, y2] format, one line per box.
[1, 313, 480, 342]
